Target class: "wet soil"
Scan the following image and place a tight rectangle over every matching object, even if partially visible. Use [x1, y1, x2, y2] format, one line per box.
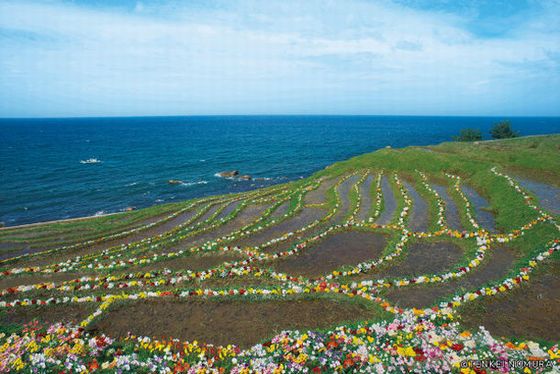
[272, 231, 387, 277]
[0, 209, 173, 245]
[372, 240, 464, 280]
[90, 298, 375, 348]
[0, 303, 97, 326]
[462, 185, 497, 233]
[403, 181, 430, 232]
[130, 253, 241, 273]
[0, 271, 93, 290]
[196, 276, 284, 289]
[357, 175, 374, 221]
[163, 203, 271, 253]
[384, 245, 517, 308]
[214, 201, 242, 220]
[232, 207, 326, 250]
[0, 242, 30, 259]
[433, 184, 463, 231]
[458, 260, 560, 342]
[0, 254, 239, 291]
[270, 201, 290, 218]
[304, 177, 337, 205]
[516, 177, 560, 215]
[376, 176, 397, 225]
[4, 203, 208, 268]
[332, 175, 360, 224]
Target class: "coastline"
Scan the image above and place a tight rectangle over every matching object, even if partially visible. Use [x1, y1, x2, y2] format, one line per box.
[3, 116, 560, 227]
[0, 211, 122, 231]
[2, 133, 559, 231]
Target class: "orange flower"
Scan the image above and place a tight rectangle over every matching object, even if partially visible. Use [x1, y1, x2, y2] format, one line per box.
[88, 359, 99, 371]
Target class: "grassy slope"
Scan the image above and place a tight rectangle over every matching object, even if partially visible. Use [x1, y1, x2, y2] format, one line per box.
[2, 134, 558, 250]
[319, 134, 560, 231]
[0, 134, 558, 351]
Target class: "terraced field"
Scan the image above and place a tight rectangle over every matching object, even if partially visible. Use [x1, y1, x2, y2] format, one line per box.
[1, 135, 559, 372]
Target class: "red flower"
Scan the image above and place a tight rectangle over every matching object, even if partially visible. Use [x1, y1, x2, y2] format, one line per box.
[451, 343, 464, 351]
[312, 367, 322, 373]
[326, 341, 338, 349]
[173, 362, 190, 373]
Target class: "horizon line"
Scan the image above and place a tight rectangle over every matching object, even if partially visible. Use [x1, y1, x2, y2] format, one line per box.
[2, 114, 560, 120]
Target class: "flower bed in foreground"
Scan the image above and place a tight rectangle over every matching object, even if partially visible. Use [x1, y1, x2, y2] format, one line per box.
[1, 311, 558, 373]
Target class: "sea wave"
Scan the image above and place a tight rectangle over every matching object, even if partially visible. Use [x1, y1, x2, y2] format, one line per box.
[80, 158, 102, 164]
[180, 180, 209, 187]
[214, 173, 280, 181]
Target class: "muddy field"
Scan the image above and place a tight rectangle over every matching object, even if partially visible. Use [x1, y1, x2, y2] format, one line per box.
[458, 261, 560, 342]
[384, 245, 518, 308]
[1, 162, 558, 364]
[273, 231, 387, 277]
[90, 298, 376, 348]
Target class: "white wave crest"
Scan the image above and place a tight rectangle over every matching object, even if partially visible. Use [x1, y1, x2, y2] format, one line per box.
[180, 180, 209, 187]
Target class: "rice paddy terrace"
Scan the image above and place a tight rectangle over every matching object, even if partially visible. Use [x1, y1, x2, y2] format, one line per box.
[1, 135, 559, 373]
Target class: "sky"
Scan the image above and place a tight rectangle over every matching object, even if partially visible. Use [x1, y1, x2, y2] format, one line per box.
[0, 0, 559, 117]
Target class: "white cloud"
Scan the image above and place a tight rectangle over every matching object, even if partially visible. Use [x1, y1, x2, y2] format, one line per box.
[0, 0, 559, 116]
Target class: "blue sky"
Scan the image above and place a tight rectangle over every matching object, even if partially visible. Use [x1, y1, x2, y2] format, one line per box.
[0, 0, 559, 117]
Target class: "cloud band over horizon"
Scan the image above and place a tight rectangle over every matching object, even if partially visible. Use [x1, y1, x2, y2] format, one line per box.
[1, 0, 559, 117]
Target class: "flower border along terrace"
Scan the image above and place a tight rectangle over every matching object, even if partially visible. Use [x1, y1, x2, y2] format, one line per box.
[0, 135, 559, 373]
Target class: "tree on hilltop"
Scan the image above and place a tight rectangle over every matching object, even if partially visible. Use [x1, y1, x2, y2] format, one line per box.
[490, 120, 518, 139]
[453, 128, 482, 142]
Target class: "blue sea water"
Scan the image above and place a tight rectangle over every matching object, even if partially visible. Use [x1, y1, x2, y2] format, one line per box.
[1, 115, 559, 226]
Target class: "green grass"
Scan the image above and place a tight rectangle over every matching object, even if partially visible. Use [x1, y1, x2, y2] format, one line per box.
[0, 134, 559, 357]
[3, 134, 558, 270]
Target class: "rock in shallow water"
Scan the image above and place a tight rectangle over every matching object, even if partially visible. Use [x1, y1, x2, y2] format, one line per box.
[217, 170, 239, 178]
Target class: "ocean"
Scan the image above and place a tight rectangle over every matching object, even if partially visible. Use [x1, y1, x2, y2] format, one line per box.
[1, 115, 559, 226]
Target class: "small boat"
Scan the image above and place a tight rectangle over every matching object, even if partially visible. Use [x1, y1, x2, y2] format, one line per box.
[80, 158, 102, 164]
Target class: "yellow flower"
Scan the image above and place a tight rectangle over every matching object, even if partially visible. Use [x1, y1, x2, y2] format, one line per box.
[26, 340, 39, 353]
[70, 341, 86, 355]
[396, 346, 416, 357]
[412, 308, 424, 316]
[41, 334, 52, 343]
[352, 336, 364, 345]
[11, 358, 25, 371]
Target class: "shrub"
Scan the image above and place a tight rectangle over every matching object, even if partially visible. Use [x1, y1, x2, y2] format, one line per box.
[453, 128, 482, 142]
[490, 120, 518, 139]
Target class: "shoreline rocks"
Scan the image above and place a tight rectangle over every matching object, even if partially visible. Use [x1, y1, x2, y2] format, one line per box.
[217, 170, 239, 178]
[216, 170, 255, 181]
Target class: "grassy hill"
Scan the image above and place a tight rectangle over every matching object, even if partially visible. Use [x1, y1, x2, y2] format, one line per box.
[0, 135, 558, 373]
